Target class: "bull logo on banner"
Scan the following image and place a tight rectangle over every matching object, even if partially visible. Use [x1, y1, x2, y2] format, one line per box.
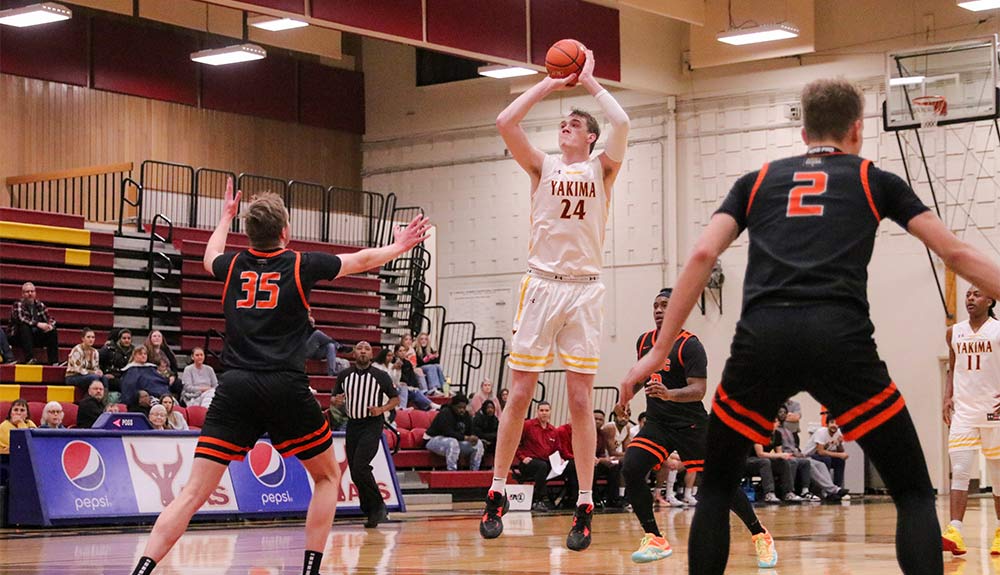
[130, 444, 183, 506]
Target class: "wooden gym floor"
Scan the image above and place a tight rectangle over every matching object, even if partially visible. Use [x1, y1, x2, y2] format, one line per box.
[0, 497, 990, 574]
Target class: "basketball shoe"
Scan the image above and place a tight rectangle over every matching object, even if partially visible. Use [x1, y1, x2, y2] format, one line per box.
[566, 503, 594, 551]
[942, 524, 968, 555]
[991, 527, 1000, 555]
[752, 529, 778, 568]
[630, 533, 673, 563]
[479, 490, 509, 539]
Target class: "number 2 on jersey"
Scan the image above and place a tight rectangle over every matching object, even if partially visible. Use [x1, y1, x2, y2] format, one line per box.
[236, 271, 280, 309]
[560, 199, 587, 220]
[786, 171, 828, 217]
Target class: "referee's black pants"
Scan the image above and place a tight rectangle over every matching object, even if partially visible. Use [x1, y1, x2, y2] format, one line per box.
[345, 417, 385, 517]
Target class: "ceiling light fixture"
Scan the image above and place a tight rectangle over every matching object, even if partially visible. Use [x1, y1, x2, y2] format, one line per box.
[478, 65, 538, 79]
[190, 43, 267, 66]
[889, 76, 926, 87]
[0, 2, 72, 27]
[248, 15, 308, 31]
[716, 23, 799, 46]
[957, 0, 1000, 11]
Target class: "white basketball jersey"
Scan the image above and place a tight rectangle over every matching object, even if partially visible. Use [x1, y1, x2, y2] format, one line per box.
[527, 154, 609, 277]
[952, 318, 1000, 426]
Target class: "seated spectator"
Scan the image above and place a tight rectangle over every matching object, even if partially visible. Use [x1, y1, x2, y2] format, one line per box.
[783, 397, 803, 447]
[181, 347, 218, 407]
[774, 406, 848, 502]
[415, 332, 446, 393]
[631, 411, 646, 439]
[593, 409, 625, 508]
[423, 394, 483, 471]
[99, 328, 135, 386]
[498, 388, 509, 411]
[160, 394, 188, 430]
[66, 328, 110, 392]
[325, 405, 349, 432]
[373, 348, 435, 411]
[0, 329, 14, 364]
[306, 315, 350, 376]
[76, 380, 107, 429]
[805, 418, 848, 488]
[148, 404, 169, 430]
[39, 401, 66, 429]
[144, 330, 178, 374]
[657, 452, 686, 507]
[745, 431, 806, 503]
[473, 399, 499, 456]
[121, 347, 170, 412]
[397, 335, 431, 392]
[514, 401, 576, 512]
[10, 282, 59, 365]
[0, 399, 37, 453]
[156, 356, 183, 398]
[468, 379, 502, 418]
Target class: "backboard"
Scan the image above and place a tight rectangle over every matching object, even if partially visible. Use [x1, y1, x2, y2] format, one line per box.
[884, 36, 998, 131]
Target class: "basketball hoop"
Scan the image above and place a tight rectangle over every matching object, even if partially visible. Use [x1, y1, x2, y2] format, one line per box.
[913, 95, 948, 129]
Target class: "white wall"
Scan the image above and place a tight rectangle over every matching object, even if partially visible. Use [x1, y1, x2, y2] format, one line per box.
[361, 0, 1000, 489]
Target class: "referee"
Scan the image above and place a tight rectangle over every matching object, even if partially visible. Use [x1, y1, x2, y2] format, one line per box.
[333, 340, 399, 528]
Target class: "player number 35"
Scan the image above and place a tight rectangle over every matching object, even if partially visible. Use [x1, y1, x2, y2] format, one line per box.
[236, 271, 281, 309]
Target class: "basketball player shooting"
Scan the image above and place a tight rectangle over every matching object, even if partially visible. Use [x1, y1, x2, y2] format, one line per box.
[130, 179, 431, 575]
[478, 45, 630, 551]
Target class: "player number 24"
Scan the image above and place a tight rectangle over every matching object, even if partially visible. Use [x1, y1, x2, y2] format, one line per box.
[786, 171, 828, 217]
[560, 199, 587, 220]
[236, 271, 281, 309]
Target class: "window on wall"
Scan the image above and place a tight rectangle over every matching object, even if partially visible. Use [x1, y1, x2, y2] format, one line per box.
[415, 48, 484, 86]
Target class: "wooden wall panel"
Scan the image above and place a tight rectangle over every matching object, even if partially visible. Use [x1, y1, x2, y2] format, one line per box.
[0, 74, 361, 209]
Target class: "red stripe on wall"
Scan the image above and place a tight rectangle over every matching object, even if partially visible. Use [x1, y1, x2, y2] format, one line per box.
[530, 0, 621, 82]
[426, 0, 527, 62]
[201, 52, 298, 123]
[312, 0, 423, 41]
[0, 6, 88, 87]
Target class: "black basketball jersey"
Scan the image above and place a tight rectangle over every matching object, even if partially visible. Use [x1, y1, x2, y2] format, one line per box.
[636, 329, 709, 427]
[716, 148, 929, 314]
[211, 248, 342, 372]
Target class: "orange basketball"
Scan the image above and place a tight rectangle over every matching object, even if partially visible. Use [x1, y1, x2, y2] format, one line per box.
[545, 39, 586, 86]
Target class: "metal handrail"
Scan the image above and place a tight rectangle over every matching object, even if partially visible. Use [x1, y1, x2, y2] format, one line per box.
[146, 214, 174, 331]
[118, 177, 144, 236]
[202, 328, 227, 361]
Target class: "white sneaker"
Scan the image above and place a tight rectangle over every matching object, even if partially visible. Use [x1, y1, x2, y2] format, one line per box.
[683, 494, 698, 506]
[764, 493, 781, 503]
[801, 492, 821, 502]
[841, 494, 851, 501]
[665, 495, 685, 507]
[783, 492, 803, 502]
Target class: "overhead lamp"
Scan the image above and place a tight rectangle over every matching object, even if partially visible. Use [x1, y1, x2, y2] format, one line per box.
[191, 43, 266, 66]
[478, 65, 538, 79]
[0, 2, 71, 27]
[889, 76, 925, 87]
[958, 0, 1000, 11]
[716, 23, 799, 46]
[248, 15, 308, 31]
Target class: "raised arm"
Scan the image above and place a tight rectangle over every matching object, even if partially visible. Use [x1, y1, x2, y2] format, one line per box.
[908, 211, 1000, 301]
[497, 74, 577, 179]
[203, 177, 241, 273]
[577, 48, 629, 181]
[337, 215, 432, 278]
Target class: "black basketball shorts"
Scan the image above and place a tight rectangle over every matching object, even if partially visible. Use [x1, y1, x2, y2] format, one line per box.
[628, 417, 707, 473]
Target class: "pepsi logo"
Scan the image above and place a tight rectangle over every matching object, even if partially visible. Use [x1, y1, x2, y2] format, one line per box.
[62, 440, 106, 491]
[248, 442, 285, 488]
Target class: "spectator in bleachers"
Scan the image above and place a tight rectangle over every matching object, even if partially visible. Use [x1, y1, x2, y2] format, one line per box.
[0, 399, 36, 454]
[148, 404, 169, 430]
[76, 380, 107, 429]
[745, 434, 803, 503]
[65, 328, 110, 392]
[498, 387, 509, 411]
[373, 348, 435, 411]
[99, 328, 135, 385]
[473, 399, 499, 456]
[424, 393, 484, 471]
[181, 347, 218, 407]
[783, 397, 803, 447]
[121, 347, 170, 413]
[143, 330, 178, 374]
[306, 315, 349, 376]
[514, 401, 574, 512]
[593, 409, 626, 509]
[0, 329, 15, 364]
[774, 406, 848, 502]
[657, 453, 686, 507]
[159, 394, 188, 430]
[805, 418, 848, 488]
[10, 282, 59, 365]
[156, 356, 183, 398]
[396, 334, 431, 393]
[468, 379, 501, 418]
[39, 401, 66, 429]
[631, 411, 646, 438]
[415, 332, 447, 394]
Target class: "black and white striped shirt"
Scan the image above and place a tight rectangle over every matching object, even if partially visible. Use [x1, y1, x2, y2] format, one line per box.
[333, 365, 397, 420]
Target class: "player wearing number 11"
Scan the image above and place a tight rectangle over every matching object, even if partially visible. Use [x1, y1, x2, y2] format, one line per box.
[130, 180, 431, 575]
[480, 45, 629, 551]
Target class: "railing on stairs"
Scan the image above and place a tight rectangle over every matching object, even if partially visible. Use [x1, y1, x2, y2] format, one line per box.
[5, 162, 134, 225]
[146, 214, 174, 331]
[118, 176, 143, 236]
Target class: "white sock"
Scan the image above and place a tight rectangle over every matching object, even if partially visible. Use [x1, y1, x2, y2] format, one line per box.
[490, 477, 507, 495]
[666, 470, 678, 493]
[950, 519, 964, 532]
[684, 486, 693, 498]
[577, 490, 593, 506]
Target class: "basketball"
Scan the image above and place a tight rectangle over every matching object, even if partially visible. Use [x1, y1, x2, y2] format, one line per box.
[545, 39, 586, 86]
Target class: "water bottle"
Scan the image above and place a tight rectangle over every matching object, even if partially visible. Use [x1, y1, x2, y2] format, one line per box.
[443, 376, 451, 396]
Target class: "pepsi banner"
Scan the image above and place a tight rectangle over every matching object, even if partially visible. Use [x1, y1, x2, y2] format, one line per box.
[8, 429, 404, 527]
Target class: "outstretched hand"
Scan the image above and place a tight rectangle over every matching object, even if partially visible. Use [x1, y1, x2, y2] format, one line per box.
[223, 177, 242, 220]
[578, 47, 595, 84]
[393, 214, 432, 251]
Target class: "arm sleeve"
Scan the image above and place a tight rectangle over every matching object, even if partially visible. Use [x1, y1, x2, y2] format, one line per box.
[871, 166, 931, 229]
[300, 252, 343, 287]
[211, 252, 238, 282]
[595, 90, 629, 162]
[714, 170, 759, 232]
[681, 336, 708, 379]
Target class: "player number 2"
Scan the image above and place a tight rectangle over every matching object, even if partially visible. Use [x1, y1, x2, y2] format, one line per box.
[236, 271, 281, 309]
[560, 199, 587, 220]
[786, 171, 828, 217]
[968, 354, 982, 371]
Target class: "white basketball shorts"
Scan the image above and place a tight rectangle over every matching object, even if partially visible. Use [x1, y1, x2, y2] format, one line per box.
[949, 422, 1000, 459]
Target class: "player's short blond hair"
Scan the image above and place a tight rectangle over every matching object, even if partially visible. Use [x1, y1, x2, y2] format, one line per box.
[244, 192, 289, 249]
[801, 78, 864, 143]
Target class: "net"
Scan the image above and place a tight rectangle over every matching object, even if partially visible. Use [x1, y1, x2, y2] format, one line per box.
[913, 95, 948, 129]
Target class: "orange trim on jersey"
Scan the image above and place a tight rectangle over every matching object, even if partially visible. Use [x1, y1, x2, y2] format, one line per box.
[745, 163, 770, 217]
[681, 459, 704, 466]
[273, 421, 330, 451]
[836, 382, 898, 427]
[198, 435, 248, 453]
[860, 160, 881, 221]
[221, 255, 239, 305]
[293, 251, 310, 310]
[842, 396, 906, 442]
[712, 399, 770, 445]
[637, 330, 655, 359]
[631, 437, 670, 459]
[248, 248, 288, 258]
[715, 387, 772, 431]
[628, 441, 666, 462]
[676, 332, 692, 368]
[195, 446, 245, 462]
[283, 429, 333, 458]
